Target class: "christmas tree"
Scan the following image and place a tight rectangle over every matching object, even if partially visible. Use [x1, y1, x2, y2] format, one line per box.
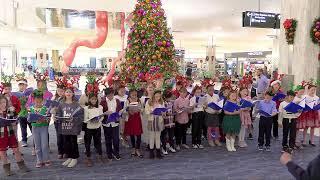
[120, 0, 177, 83]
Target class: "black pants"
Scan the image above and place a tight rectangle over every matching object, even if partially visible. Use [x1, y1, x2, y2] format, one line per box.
[272, 114, 279, 138]
[130, 135, 141, 149]
[55, 122, 64, 155]
[19, 117, 32, 142]
[282, 118, 297, 148]
[175, 122, 187, 145]
[85, 127, 102, 157]
[161, 127, 175, 150]
[64, 135, 79, 159]
[191, 112, 205, 145]
[258, 116, 273, 147]
[103, 126, 119, 158]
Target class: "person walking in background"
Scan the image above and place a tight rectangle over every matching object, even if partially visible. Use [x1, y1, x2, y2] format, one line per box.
[255, 69, 269, 100]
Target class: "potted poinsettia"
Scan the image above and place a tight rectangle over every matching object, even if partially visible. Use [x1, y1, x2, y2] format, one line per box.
[283, 19, 297, 45]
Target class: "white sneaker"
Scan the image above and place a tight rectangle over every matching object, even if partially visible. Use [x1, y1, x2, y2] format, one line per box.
[168, 147, 176, 153]
[187, 128, 192, 135]
[198, 144, 204, 149]
[230, 138, 237, 152]
[192, 144, 198, 149]
[67, 159, 78, 168]
[176, 145, 181, 151]
[62, 158, 72, 166]
[226, 139, 232, 152]
[166, 143, 170, 149]
[162, 148, 168, 155]
[208, 140, 215, 147]
[182, 144, 190, 149]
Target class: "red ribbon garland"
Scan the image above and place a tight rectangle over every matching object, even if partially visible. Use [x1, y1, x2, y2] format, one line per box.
[120, 12, 126, 50]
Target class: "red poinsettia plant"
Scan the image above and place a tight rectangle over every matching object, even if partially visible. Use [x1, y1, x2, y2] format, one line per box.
[310, 17, 320, 60]
[283, 18, 297, 45]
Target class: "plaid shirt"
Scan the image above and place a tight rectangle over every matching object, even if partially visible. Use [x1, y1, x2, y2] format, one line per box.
[164, 101, 175, 128]
[0, 112, 17, 138]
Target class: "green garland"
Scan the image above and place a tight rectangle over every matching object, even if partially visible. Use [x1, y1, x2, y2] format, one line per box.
[310, 17, 320, 45]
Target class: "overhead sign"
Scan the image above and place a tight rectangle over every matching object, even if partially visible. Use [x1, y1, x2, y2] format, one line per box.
[225, 51, 272, 58]
[242, 11, 280, 29]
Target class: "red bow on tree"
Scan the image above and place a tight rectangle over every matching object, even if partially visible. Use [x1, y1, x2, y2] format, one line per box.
[283, 19, 293, 29]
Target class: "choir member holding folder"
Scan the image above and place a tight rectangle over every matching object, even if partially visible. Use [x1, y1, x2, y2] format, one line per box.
[297, 83, 319, 147]
[205, 84, 222, 147]
[278, 91, 302, 153]
[257, 90, 278, 152]
[145, 90, 166, 159]
[124, 90, 143, 158]
[222, 90, 241, 152]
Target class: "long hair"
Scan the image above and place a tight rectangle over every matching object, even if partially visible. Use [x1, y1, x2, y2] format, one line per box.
[148, 90, 163, 107]
[63, 88, 77, 103]
[0, 95, 9, 113]
[86, 95, 99, 108]
[145, 82, 156, 97]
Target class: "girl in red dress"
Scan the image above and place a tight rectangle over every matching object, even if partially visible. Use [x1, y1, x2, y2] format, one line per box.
[0, 95, 29, 176]
[297, 85, 319, 146]
[124, 90, 143, 158]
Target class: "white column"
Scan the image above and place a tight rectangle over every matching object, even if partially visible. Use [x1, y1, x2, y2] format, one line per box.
[272, 30, 280, 71]
[279, 0, 320, 84]
[206, 46, 216, 74]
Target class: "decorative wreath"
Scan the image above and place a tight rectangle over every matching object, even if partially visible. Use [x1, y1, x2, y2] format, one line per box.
[283, 18, 297, 45]
[310, 17, 320, 45]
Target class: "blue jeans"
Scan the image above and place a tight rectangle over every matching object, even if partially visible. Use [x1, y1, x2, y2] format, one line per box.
[32, 126, 49, 163]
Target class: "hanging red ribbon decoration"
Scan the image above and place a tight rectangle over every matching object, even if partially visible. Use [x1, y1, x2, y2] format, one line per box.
[120, 12, 126, 50]
[102, 13, 134, 84]
[62, 11, 108, 71]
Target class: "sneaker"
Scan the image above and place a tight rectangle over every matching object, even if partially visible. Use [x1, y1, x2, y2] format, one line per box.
[35, 162, 43, 168]
[67, 159, 78, 168]
[162, 148, 168, 155]
[58, 154, 63, 159]
[187, 128, 192, 135]
[182, 144, 190, 149]
[192, 144, 198, 149]
[258, 146, 264, 151]
[265, 146, 271, 152]
[248, 134, 254, 140]
[208, 140, 215, 147]
[168, 147, 176, 153]
[309, 140, 316, 147]
[44, 161, 52, 167]
[176, 145, 181, 151]
[282, 146, 289, 153]
[21, 141, 28, 147]
[62, 158, 72, 166]
[113, 154, 121, 161]
[198, 144, 204, 149]
[166, 143, 170, 149]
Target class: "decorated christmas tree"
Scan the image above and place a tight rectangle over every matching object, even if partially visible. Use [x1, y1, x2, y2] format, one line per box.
[120, 0, 177, 83]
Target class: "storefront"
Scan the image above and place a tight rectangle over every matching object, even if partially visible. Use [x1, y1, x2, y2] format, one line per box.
[224, 51, 272, 76]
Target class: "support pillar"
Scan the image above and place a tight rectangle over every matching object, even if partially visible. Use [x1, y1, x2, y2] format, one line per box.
[279, 0, 320, 84]
[206, 46, 216, 75]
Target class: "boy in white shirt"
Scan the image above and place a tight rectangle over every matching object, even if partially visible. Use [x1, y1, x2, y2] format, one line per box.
[278, 91, 301, 153]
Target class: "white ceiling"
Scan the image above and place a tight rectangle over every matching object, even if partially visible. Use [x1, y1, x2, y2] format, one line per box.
[13, 0, 281, 57]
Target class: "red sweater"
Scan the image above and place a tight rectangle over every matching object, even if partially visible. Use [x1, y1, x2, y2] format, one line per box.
[10, 95, 21, 114]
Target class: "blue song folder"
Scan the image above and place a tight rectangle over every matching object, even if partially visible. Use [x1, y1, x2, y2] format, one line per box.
[208, 100, 224, 110]
[102, 112, 120, 124]
[120, 101, 125, 109]
[0, 117, 17, 127]
[260, 110, 272, 117]
[240, 99, 253, 108]
[223, 101, 240, 112]
[313, 103, 320, 111]
[27, 113, 48, 123]
[45, 100, 59, 108]
[12, 88, 33, 98]
[152, 108, 168, 115]
[272, 93, 286, 101]
[284, 102, 304, 113]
